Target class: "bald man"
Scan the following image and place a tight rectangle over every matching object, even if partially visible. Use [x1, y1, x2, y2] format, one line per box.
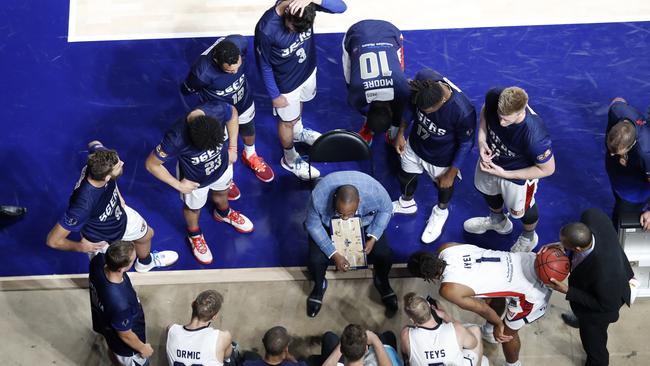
[305, 171, 396, 317]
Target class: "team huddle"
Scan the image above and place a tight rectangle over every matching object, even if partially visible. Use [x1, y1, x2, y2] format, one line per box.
[41, 0, 650, 365]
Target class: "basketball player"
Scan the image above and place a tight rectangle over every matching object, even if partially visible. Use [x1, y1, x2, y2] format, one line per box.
[254, 0, 347, 180]
[463, 87, 555, 252]
[322, 325, 396, 366]
[342, 19, 409, 144]
[392, 69, 476, 244]
[408, 243, 552, 366]
[605, 97, 650, 230]
[243, 326, 306, 366]
[145, 100, 253, 265]
[166, 290, 233, 366]
[401, 292, 488, 366]
[182, 35, 274, 183]
[46, 141, 178, 272]
[89, 241, 152, 366]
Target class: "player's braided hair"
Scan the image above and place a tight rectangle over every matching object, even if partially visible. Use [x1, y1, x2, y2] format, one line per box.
[284, 4, 316, 33]
[187, 115, 225, 151]
[410, 79, 445, 111]
[407, 250, 446, 281]
[212, 40, 240, 66]
[87, 149, 119, 181]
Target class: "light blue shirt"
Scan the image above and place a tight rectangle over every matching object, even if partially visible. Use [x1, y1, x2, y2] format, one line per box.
[305, 171, 393, 258]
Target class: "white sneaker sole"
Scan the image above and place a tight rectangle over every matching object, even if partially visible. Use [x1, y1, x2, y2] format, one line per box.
[280, 158, 320, 180]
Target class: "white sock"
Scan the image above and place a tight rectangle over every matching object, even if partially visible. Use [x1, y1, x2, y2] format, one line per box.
[399, 197, 415, 206]
[505, 361, 521, 366]
[293, 118, 304, 139]
[244, 144, 256, 156]
[434, 205, 448, 213]
[283, 147, 299, 164]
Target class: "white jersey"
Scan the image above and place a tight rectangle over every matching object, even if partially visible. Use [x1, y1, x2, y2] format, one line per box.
[166, 323, 223, 366]
[408, 322, 464, 366]
[440, 244, 548, 305]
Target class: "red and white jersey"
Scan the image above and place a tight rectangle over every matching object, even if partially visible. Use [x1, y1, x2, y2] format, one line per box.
[439, 244, 548, 306]
[166, 324, 223, 366]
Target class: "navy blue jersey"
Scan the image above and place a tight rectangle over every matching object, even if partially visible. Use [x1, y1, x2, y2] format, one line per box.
[484, 88, 553, 183]
[344, 19, 409, 118]
[182, 35, 253, 113]
[89, 253, 145, 357]
[59, 147, 126, 243]
[254, 0, 346, 98]
[406, 69, 476, 168]
[606, 101, 650, 202]
[155, 101, 232, 187]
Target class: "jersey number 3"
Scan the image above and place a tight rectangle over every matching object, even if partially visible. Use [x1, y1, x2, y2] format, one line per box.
[359, 51, 392, 80]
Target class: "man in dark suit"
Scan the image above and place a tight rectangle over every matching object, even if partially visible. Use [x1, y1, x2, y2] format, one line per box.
[544, 208, 634, 365]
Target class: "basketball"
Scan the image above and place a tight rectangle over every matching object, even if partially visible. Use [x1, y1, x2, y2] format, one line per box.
[535, 247, 570, 285]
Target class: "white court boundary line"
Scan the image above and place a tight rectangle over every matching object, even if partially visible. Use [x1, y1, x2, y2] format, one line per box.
[0, 265, 410, 291]
[67, 0, 650, 43]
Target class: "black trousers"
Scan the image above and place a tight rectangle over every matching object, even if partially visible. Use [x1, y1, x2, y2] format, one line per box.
[612, 191, 647, 231]
[307, 229, 393, 294]
[578, 318, 611, 366]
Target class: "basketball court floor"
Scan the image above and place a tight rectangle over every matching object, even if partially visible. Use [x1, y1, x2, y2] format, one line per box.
[0, 1, 649, 364]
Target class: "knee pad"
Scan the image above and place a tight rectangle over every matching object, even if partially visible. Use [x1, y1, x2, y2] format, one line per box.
[521, 203, 539, 225]
[483, 193, 504, 210]
[239, 120, 255, 137]
[398, 170, 419, 198]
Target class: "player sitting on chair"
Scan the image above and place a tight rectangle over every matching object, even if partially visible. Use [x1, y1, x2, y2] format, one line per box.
[305, 171, 396, 318]
[408, 243, 552, 366]
[181, 35, 274, 183]
[322, 324, 398, 366]
[463, 87, 555, 252]
[46, 141, 178, 272]
[166, 290, 235, 366]
[342, 19, 410, 144]
[392, 69, 477, 244]
[146, 100, 253, 265]
[401, 292, 488, 366]
[243, 326, 307, 366]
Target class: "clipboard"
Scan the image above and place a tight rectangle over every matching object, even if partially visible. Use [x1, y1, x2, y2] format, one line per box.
[330, 216, 367, 269]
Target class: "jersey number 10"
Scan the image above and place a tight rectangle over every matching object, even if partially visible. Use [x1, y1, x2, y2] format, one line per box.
[359, 51, 393, 80]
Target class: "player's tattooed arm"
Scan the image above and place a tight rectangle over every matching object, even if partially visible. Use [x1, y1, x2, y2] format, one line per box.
[226, 107, 239, 165]
[145, 151, 199, 194]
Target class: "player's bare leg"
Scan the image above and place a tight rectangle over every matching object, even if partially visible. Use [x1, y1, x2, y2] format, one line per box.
[133, 226, 154, 260]
[502, 325, 521, 365]
[183, 205, 201, 229]
[211, 189, 253, 233]
[279, 111, 320, 180]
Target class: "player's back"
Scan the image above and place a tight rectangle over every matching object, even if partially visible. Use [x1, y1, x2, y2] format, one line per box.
[440, 244, 544, 302]
[408, 322, 464, 366]
[166, 324, 222, 366]
[344, 20, 407, 111]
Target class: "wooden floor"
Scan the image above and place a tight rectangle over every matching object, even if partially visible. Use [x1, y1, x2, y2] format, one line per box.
[1, 276, 648, 365]
[68, 0, 650, 41]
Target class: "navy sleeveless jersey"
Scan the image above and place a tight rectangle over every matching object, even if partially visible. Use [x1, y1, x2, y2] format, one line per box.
[59, 147, 127, 243]
[406, 69, 476, 168]
[255, 0, 347, 98]
[182, 35, 253, 113]
[484, 88, 553, 183]
[155, 101, 232, 187]
[89, 253, 146, 357]
[344, 19, 409, 115]
[606, 101, 650, 202]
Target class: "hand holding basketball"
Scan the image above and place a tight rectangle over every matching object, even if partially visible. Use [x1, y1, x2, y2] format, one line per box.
[535, 247, 570, 286]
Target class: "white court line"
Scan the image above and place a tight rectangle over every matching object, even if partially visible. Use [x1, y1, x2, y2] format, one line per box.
[68, 0, 650, 42]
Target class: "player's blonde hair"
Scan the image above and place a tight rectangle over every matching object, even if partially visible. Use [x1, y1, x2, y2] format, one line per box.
[404, 292, 432, 325]
[498, 87, 528, 116]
